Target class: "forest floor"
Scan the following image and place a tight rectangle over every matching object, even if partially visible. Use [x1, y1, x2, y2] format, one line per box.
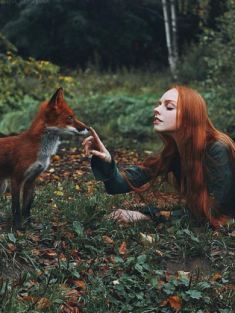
[0, 141, 234, 313]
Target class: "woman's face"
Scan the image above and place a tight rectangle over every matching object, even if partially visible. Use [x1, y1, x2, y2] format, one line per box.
[153, 88, 179, 134]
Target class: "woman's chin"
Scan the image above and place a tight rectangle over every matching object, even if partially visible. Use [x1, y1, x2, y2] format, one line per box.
[153, 124, 164, 132]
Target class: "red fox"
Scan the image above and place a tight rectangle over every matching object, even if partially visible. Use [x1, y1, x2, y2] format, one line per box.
[0, 88, 89, 229]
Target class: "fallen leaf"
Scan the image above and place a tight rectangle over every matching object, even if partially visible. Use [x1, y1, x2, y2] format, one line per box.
[75, 185, 80, 191]
[19, 294, 37, 303]
[159, 211, 171, 219]
[119, 241, 127, 255]
[52, 155, 61, 162]
[60, 303, 79, 313]
[155, 249, 164, 257]
[7, 243, 16, 252]
[211, 272, 222, 281]
[40, 248, 57, 258]
[27, 234, 41, 242]
[36, 297, 52, 310]
[177, 271, 191, 279]
[168, 295, 182, 311]
[229, 230, 235, 237]
[161, 295, 182, 312]
[73, 280, 86, 290]
[31, 248, 40, 256]
[54, 190, 64, 196]
[140, 232, 155, 245]
[75, 170, 84, 176]
[102, 235, 114, 244]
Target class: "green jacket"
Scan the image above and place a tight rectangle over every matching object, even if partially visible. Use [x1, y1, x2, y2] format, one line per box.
[91, 141, 235, 217]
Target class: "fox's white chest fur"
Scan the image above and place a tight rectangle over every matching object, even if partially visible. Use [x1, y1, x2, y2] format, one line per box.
[24, 129, 61, 182]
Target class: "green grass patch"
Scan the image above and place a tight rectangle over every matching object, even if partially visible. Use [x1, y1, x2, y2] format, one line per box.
[0, 179, 234, 313]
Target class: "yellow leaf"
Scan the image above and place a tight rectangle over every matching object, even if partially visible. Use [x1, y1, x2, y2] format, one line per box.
[54, 190, 64, 196]
[75, 185, 80, 191]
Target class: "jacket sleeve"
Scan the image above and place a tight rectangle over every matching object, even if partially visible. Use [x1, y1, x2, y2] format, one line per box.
[205, 141, 235, 216]
[91, 156, 151, 194]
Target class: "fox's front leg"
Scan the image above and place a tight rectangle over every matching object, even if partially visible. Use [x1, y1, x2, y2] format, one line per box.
[11, 179, 22, 229]
[22, 181, 35, 224]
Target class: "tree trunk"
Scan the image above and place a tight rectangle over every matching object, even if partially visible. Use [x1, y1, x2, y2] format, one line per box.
[170, 0, 178, 67]
[161, 0, 178, 79]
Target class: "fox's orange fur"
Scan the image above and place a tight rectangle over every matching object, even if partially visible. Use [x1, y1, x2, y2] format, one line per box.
[0, 88, 88, 229]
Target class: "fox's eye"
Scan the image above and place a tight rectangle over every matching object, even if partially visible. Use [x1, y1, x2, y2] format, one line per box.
[67, 115, 73, 121]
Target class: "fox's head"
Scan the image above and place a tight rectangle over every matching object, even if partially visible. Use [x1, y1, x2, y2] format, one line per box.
[44, 88, 89, 136]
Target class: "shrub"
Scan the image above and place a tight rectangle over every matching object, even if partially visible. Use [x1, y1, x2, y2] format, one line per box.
[79, 94, 157, 141]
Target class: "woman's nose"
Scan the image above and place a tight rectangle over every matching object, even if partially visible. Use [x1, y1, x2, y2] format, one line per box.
[154, 106, 160, 115]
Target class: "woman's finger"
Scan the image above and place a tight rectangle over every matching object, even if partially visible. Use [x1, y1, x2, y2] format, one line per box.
[82, 136, 94, 146]
[90, 150, 106, 159]
[89, 127, 106, 150]
[84, 143, 90, 155]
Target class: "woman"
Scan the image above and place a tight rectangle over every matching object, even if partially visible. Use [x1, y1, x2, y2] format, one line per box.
[82, 86, 235, 228]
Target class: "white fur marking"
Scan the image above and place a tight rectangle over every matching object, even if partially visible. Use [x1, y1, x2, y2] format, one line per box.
[66, 126, 79, 134]
[78, 129, 89, 135]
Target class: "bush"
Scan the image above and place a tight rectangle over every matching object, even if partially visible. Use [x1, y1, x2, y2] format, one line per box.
[201, 1, 235, 134]
[178, 1, 235, 136]
[78, 94, 157, 141]
[0, 49, 80, 133]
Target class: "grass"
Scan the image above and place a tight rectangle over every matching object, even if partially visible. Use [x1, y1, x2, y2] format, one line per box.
[74, 68, 172, 97]
[0, 146, 234, 313]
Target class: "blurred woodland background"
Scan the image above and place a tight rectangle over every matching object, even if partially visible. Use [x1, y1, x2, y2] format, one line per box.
[0, 0, 234, 144]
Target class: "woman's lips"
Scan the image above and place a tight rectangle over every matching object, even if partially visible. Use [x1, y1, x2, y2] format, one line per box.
[153, 117, 163, 124]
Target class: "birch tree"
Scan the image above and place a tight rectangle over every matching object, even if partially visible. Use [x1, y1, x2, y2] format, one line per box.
[161, 0, 178, 79]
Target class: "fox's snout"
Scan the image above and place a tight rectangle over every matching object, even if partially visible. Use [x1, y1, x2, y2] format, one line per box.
[74, 119, 90, 136]
[75, 119, 89, 131]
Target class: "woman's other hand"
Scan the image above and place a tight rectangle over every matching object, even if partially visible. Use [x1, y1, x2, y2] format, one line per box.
[82, 127, 112, 163]
[106, 209, 151, 223]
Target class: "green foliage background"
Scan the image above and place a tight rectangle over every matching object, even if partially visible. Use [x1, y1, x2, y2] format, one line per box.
[0, 0, 234, 139]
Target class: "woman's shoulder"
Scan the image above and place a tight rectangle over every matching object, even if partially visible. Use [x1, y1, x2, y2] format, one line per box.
[205, 140, 234, 172]
[206, 140, 230, 159]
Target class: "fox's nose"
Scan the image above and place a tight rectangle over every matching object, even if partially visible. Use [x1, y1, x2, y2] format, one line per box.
[76, 120, 90, 131]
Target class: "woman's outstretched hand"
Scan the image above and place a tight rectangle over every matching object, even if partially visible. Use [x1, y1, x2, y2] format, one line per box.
[82, 127, 112, 163]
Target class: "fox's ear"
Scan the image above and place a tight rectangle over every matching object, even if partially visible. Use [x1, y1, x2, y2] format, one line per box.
[48, 88, 64, 109]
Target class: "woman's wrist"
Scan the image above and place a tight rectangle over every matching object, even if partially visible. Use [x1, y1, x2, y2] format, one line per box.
[104, 151, 112, 163]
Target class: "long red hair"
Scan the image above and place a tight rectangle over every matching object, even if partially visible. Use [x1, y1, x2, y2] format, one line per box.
[126, 86, 235, 224]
